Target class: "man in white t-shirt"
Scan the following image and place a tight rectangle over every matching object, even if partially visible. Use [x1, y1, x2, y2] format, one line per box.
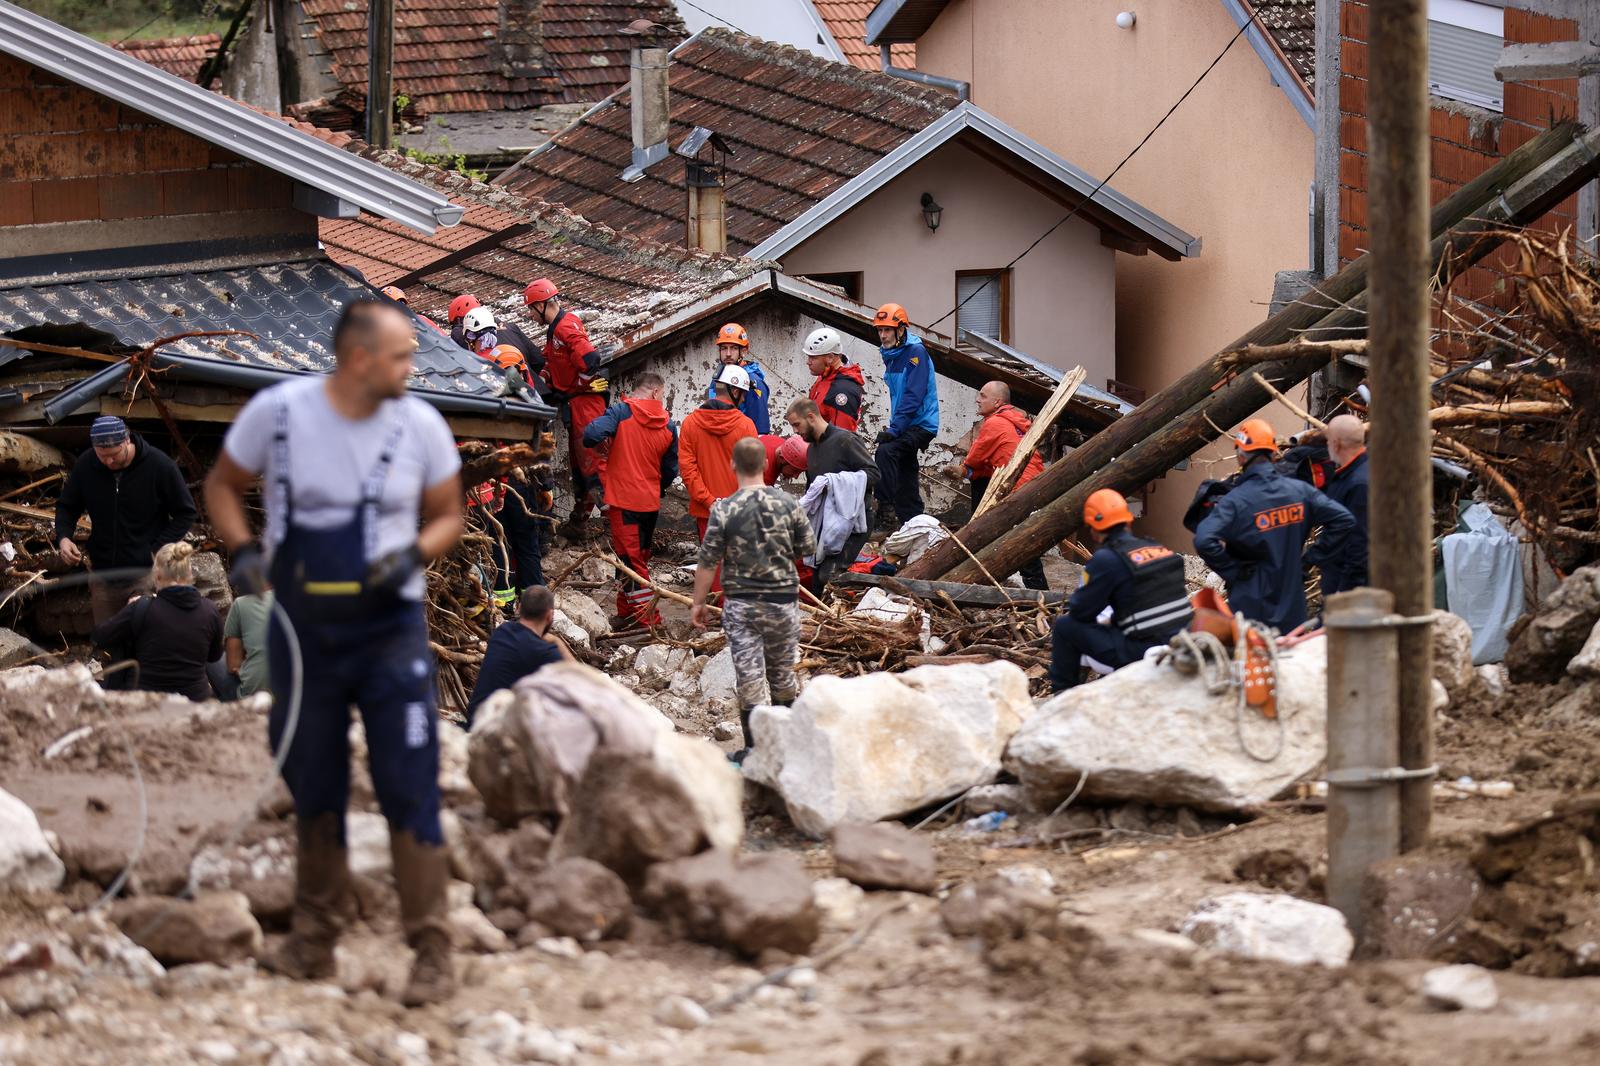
[204, 299, 464, 1007]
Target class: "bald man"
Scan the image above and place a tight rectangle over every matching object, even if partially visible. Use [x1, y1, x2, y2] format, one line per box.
[945, 381, 1047, 589]
[1319, 414, 1369, 597]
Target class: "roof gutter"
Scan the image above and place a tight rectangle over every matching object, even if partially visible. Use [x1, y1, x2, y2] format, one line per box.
[879, 45, 968, 102]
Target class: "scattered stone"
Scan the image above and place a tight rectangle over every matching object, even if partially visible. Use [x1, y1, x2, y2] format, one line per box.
[2, 975, 77, 1016]
[1422, 964, 1499, 1011]
[643, 848, 821, 958]
[745, 661, 1034, 836]
[347, 812, 392, 880]
[535, 937, 583, 959]
[1429, 611, 1477, 701]
[113, 890, 263, 966]
[0, 626, 35, 669]
[811, 877, 865, 930]
[830, 822, 937, 893]
[1006, 640, 1328, 812]
[194, 1039, 240, 1063]
[713, 719, 740, 742]
[461, 1010, 578, 1064]
[698, 647, 738, 703]
[437, 722, 473, 801]
[1476, 664, 1506, 696]
[1358, 855, 1482, 960]
[521, 858, 632, 941]
[447, 884, 511, 954]
[941, 870, 1056, 941]
[549, 610, 591, 650]
[635, 645, 691, 689]
[555, 591, 611, 640]
[188, 829, 295, 927]
[1180, 892, 1353, 968]
[1129, 929, 1200, 955]
[1506, 562, 1600, 683]
[0, 787, 65, 894]
[655, 995, 711, 1030]
[964, 784, 1032, 816]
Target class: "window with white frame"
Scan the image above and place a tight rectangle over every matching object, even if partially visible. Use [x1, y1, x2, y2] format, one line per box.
[1428, 0, 1505, 112]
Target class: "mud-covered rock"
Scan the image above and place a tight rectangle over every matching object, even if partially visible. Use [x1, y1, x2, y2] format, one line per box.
[1430, 611, 1477, 702]
[941, 869, 1057, 942]
[113, 890, 263, 965]
[1506, 563, 1600, 683]
[1181, 892, 1352, 967]
[831, 822, 937, 893]
[187, 825, 296, 928]
[642, 848, 820, 958]
[522, 857, 632, 941]
[1358, 854, 1481, 961]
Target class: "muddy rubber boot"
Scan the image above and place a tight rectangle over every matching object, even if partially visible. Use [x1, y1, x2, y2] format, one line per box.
[391, 829, 456, 1008]
[261, 812, 347, 980]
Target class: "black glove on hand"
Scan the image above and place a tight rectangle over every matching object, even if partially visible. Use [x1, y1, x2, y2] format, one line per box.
[876, 430, 895, 444]
[229, 543, 268, 596]
[366, 543, 424, 598]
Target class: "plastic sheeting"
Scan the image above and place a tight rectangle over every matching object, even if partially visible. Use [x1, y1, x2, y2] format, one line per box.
[1442, 503, 1523, 664]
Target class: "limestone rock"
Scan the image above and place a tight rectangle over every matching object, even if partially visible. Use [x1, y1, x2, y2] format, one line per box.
[635, 645, 692, 689]
[940, 870, 1056, 941]
[1006, 640, 1327, 812]
[964, 784, 1034, 816]
[830, 822, 937, 893]
[642, 848, 820, 957]
[0, 626, 35, 670]
[1431, 611, 1477, 701]
[745, 661, 1034, 837]
[1422, 964, 1499, 1011]
[1358, 855, 1482, 961]
[187, 828, 296, 927]
[438, 722, 473, 802]
[0, 787, 65, 894]
[549, 611, 591, 649]
[347, 812, 392, 880]
[554, 592, 611, 642]
[655, 995, 711, 1030]
[113, 891, 263, 965]
[1180, 892, 1352, 967]
[699, 647, 737, 703]
[811, 877, 865, 930]
[522, 858, 632, 941]
[1506, 563, 1600, 683]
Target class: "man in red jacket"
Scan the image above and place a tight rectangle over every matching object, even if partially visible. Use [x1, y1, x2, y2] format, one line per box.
[945, 381, 1049, 590]
[526, 278, 606, 540]
[582, 373, 678, 625]
[802, 327, 865, 431]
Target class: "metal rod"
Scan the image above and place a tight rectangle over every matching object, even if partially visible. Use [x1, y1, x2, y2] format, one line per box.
[1324, 587, 1401, 941]
[366, 0, 395, 149]
[1366, 0, 1434, 852]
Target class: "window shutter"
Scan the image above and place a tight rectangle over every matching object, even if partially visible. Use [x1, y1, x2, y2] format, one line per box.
[956, 273, 1002, 345]
[1427, 12, 1504, 111]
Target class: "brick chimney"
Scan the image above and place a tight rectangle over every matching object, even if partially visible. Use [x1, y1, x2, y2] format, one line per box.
[492, 0, 549, 79]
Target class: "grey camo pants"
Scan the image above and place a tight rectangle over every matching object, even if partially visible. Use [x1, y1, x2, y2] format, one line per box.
[722, 597, 801, 713]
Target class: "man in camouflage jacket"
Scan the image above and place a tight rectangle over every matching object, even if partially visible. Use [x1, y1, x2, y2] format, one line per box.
[691, 436, 817, 766]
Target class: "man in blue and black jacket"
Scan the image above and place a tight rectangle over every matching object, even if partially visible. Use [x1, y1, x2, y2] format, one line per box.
[870, 302, 939, 530]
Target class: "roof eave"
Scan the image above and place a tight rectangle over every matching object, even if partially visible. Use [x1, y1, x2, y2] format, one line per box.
[865, 0, 954, 45]
[1220, 0, 1315, 130]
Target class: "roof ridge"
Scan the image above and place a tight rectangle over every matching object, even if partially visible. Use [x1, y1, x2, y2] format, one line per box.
[691, 27, 950, 112]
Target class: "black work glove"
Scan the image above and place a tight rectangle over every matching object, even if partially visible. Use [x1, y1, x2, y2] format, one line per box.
[876, 430, 895, 444]
[366, 543, 424, 598]
[229, 543, 268, 596]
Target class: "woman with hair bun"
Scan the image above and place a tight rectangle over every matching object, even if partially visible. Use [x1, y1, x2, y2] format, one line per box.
[91, 541, 223, 701]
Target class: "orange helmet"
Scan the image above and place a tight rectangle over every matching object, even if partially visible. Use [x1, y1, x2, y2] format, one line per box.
[1232, 418, 1280, 454]
[448, 294, 480, 323]
[716, 322, 749, 348]
[381, 285, 407, 303]
[524, 278, 559, 305]
[490, 343, 526, 371]
[873, 303, 909, 328]
[1083, 488, 1133, 532]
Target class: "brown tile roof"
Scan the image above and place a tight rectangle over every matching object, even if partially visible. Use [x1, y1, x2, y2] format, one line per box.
[111, 34, 221, 84]
[1245, 0, 1315, 91]
[318, 147, 764, 346]
[497, 28, 955, 254]
[813, 0, 914, 69]
[297, 0, 686, 118]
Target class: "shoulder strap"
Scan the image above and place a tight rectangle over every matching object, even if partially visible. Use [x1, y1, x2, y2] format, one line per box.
[360, 408, 409, 562]
[267, 398, 291, 549]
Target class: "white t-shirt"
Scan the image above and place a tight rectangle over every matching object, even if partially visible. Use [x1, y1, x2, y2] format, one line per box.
[223, 376, 461, 601]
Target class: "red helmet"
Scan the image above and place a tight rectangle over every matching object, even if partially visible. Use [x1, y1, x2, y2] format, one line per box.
[873, 303, 909, 328]
[381, 285, 407, 303]
[448, 294, 480, 323]
[1233, 418, 1280, 455]
[716, 322, 749, 348]
[524, 278, 559, 305]
[1084, 489, 1134, 532]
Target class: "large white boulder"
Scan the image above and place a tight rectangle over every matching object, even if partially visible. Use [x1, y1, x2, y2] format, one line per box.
[554, 591, 611, 641]
[1181, 892, 1353, 967]
[1005, 639, 1327, 812]
[699, 646, 738, 703]
[0, 787, 65, 894]
[745, 661, 1034, 837]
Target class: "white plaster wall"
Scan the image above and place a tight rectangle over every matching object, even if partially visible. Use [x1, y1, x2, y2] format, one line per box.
[671, 0, 844, 61]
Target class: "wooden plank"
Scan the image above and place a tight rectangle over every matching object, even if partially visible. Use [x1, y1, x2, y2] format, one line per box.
[976, 366, 1085, 517]
[1495, 41, 1600, 82]
[837, 571, 1067, 607]
[102, 397, 243, 423]
[0, 500, 53, 521]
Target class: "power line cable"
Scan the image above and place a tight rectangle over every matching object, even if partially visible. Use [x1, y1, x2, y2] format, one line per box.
[675, 0, 753, 36]
[925, 9, 1264, 336]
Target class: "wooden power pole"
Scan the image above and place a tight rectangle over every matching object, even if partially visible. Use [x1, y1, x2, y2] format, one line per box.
[1366, 0, 1434, 851]
[367, 0, 395, 149]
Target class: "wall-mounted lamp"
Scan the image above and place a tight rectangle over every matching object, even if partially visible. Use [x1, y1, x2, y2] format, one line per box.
[1116, 11, 1136, 29]
[920, 192, 943, 234]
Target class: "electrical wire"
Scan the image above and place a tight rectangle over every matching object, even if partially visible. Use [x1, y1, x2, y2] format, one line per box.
[923, 7, 1265, 337]
[674, 0, 751, 36]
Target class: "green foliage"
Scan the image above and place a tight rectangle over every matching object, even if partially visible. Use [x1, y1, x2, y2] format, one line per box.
[403, 136, 489, 184]
[18, 0, 228, 40]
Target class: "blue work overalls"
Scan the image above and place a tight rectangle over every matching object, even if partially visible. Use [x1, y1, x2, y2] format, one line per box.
[265, 402, 443, 847]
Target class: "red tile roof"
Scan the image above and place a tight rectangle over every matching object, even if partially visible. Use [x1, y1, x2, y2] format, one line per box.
[496, 28, 955, 254]
[111, 34, 221, 84]
[297, 0, 686, 117]
[318, 147, 764, 346]
[1245, 0, 1315, 91]
[813, 0, 914, 69]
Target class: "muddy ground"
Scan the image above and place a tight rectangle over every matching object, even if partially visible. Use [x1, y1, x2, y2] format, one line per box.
[3, 580, 1599, 1065]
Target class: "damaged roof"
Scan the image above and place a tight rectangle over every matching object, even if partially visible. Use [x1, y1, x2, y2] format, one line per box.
[0, 257, 550, 420]
[321, 148, 765, 347]
[496, 28, 957, 253]
[812, 0, 915, 70]
[110, 34, 220, 83]
[296, 0, 687, 118]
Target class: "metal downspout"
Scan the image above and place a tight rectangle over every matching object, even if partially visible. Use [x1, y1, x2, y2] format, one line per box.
[879, 45, 969, 102]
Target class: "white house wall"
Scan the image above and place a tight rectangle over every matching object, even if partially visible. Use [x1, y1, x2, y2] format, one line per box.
[671, 0, 843, 61]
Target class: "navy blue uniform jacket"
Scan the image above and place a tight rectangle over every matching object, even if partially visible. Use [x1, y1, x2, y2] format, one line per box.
[1320, 450, 1369, 597]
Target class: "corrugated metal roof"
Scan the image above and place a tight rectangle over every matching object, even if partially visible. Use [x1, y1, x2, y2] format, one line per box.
[0, 0, 460, 235]
[0, 258, 549, 417]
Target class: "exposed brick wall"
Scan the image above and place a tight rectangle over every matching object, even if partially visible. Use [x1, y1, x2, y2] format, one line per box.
[1337, 1, 1581, 301]
[0, 54, 294, 230]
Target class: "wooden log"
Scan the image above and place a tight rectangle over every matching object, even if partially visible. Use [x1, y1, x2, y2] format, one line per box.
[0, 431, 65, 476]
[938, 121, 1600, 585]
[836, 571, 1067, 607]
[904, 120, 1587, 583]
[1429, 400, 1566, 426]
[975, 367, 1085, 516]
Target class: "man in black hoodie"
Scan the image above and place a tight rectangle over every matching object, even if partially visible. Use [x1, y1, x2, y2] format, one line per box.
[55, 416, 197, 624]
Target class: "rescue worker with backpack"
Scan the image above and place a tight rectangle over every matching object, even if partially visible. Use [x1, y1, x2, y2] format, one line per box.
[525, 279, 608, 541]
[705, 323, 771, 433]
[801, 327, 865, 431]
[1193, 418, 1356, 633]
[871, 303, 939, 530]
[1050, 489, 1193, 691]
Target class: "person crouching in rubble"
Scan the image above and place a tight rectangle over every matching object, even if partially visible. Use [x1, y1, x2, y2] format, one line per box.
[204, 298, 465, 1007]
[1049, 489, 1193, 692]
[691, 436, 816, 767]
[785, 398, 879, 593]
[92, 540, 222, 701]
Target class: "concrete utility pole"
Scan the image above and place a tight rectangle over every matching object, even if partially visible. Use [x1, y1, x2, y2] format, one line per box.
[1366, 0, 1434, 851]
[367, 0, 395, 149]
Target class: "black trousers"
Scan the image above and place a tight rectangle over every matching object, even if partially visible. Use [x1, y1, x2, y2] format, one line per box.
[970, 477, 1048, 590]
[874, 426, 936, 524]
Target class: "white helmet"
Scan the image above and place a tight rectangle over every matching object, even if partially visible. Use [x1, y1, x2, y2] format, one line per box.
[463, 307, 497, 334]
[716, 363, 751, 394]
[803, 326, 843, 358]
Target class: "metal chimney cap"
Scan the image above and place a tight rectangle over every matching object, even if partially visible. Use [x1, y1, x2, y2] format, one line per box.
[675, 126, 734, 159]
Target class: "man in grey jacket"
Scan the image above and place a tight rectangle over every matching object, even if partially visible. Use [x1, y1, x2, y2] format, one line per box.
[785, 399, 879, 592]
